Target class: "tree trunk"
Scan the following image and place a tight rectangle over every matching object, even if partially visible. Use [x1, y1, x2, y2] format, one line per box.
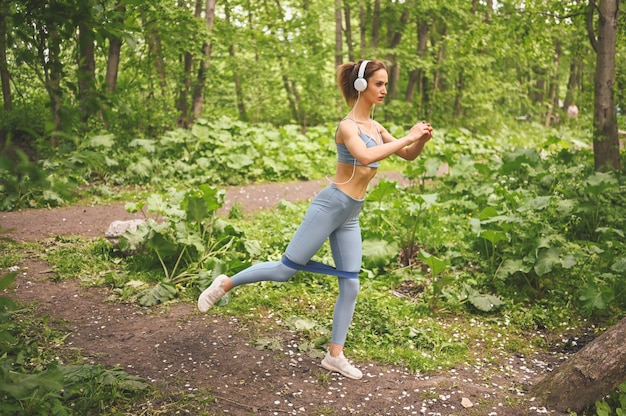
[0, 0, 11, 112]
[344, 3, 353, 62]
[99, 0, 125, 130]
[544, 39, 561, 127]
[191, 0, 217, 121]
[453, 71, 464, 118]
[43, 21, 63, 145]
[177, 0, 202, 127]
[591, 0, 620, 172]
[104, 2, 125, 94]
[358, 3, 366, 58]
[282, 73, 300, 124]
[141, 10, 168, 96]
[405, 18, 428, 103]
[224, 2, 246, 122]
[563, 58, 582, 110]
[385, 3, 410, 100]
[371, 0, 380, 50]
[334, 0, 342, 68]
[531, 316, 626, 413]
[105, 38, 121, 94]
[485, 0, 493, 22]
[77, 4, 96, 124]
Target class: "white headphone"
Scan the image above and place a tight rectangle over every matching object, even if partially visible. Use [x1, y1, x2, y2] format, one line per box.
[353, 60, 370, 92]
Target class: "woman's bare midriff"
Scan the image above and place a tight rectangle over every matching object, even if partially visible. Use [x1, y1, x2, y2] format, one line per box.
[333, 162, 378, 199]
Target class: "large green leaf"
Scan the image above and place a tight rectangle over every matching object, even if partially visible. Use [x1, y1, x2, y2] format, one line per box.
[479, 229, 509, 245]
[0, 363, 64, 400]
[579, 280, 614, 312]
[611, 257, 626, 274]
[366, 180, 399, 203]
[424, 157, 443, 177]
[462, 283, 504, 312]
[468, 293, 505, 312]
[495, 259, 524, 279]
[418, 250, 448, 276]
[225, 153, 254, 169]
[88, 134, 115, 148]
[534, 247, 561, 276]
[138, 281, 178, 306]
[185, 194, 209, 223]
[362, 239, 399, 269]
[584, 171, 618, 194]
[174, 221, 204, 252]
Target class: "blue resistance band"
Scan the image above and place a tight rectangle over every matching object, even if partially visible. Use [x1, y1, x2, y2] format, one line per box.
[281, 256, 359, 279]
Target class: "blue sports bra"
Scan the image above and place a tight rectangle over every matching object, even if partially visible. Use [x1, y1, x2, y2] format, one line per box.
[335, 118, 382, 168]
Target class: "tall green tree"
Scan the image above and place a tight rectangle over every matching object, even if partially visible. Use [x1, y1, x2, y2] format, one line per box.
[0, 0, 623, 157]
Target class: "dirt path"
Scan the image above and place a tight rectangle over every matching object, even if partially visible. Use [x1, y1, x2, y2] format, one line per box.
[0, 172, 404, 242]
[2, 175, 563, 416]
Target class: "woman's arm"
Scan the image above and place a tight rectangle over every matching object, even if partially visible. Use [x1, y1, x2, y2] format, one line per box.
[337, 121, 429, 166]
[379, 122, 432, 161]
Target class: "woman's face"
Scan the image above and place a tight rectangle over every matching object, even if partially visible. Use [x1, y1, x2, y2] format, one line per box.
[364, 69, 388, 104]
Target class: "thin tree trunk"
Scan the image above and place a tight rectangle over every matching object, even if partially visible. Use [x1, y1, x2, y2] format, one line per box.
[191, 0, 217, 120]
[105, 38, 121, 94]
[141, 11, 168, 96]
[359, 3, 366, 58]
[545, 39, 561, 127]
[344, 3, 353, 62]
[385, 3, 411, 100]
[41, 18, 62, 145]
[76, 0, 97, 123]
[104, 2, 125, 94]
[224, 2, 246, 121]
[592, 0, 620, 172]
[371, 0, 380, 49]
[334, 0, 342, 68]
[563, 58, 582, 109]
[532, 316, 626, 413]
[77, 20, 96, 123]
[0, 0, 11, 112]
[177, 0, 202, 127]
[485, 0, 493, 22]
[453, 71, 464, 118]
[282, 73, 300, 123]
[406, 18, 429, 104]
[0, 0, 10, 148]
[99, 1, 125, 129]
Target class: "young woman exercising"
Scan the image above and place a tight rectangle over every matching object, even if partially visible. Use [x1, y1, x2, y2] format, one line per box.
[198, 59, 433, 380]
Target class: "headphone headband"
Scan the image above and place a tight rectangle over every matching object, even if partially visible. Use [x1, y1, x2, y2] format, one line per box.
[358, 60, 369, 79]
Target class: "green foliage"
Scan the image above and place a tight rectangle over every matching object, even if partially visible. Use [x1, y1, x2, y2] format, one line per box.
[590, 381, 626, 416]
[4, 0, 622, 160]
[0, 150, 75, 211]
[117, 184, 258, 306]
[2, 120, 625, 412]
[1, 118, 339, 209]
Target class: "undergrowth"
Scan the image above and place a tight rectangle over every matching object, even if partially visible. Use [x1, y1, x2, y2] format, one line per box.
[0, 120, 624, 415]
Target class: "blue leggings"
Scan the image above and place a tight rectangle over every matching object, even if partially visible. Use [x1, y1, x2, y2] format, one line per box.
[231, 184, 364, 346]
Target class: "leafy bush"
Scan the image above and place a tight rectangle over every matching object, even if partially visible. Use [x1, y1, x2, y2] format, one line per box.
[117, 184, 260, 306]
[0, 150, 79, 211]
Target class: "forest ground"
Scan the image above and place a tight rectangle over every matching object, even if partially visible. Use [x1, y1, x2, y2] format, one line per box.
[1, 173, 576, 416]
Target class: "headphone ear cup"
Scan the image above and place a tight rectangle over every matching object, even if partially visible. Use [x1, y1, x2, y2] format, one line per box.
[353, 77, 367, 92]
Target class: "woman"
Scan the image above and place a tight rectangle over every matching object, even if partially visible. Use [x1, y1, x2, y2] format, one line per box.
[198, 59, 433, 380]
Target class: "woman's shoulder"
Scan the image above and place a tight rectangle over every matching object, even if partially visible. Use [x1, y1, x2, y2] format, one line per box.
[337, 118, 361, 136]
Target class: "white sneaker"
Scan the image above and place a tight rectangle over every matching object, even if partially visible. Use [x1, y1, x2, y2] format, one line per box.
[197, 274, 228, 312]
[321, 351, 363, 380]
